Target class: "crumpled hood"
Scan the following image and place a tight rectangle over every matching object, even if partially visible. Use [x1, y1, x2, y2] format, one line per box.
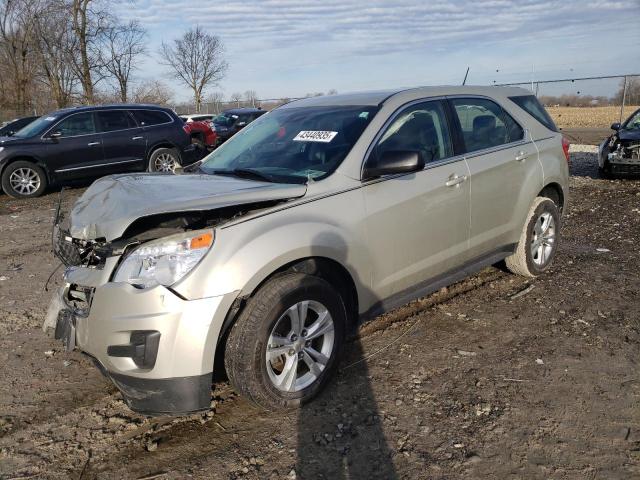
[69, 173, 307, 241]
[618, 129, 640, 142]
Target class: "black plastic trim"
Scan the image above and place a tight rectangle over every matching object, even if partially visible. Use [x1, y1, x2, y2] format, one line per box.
[360, 244, 517, 322]
[109, 371, 212, 416]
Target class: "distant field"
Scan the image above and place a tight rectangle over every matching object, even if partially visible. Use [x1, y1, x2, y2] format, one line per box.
[547, 105, 639, 129]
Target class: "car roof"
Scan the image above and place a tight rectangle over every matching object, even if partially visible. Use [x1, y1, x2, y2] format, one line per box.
[222, 108, 264, 114]
[48, 104, 171, 117]
[181, 113, 213, 117]
[280, 86, 533, 108]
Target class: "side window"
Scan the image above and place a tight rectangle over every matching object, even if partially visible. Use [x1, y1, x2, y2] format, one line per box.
[131, 110, 171, 126]
[376, 100, 452, 163]
[450, 98, 523, 153]
[55, 113, 96, 137]
[96, 110, 136, 132]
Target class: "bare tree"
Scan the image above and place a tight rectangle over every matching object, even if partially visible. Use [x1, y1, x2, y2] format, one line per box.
[32, 0, 77, 108]
[208, 91, 224, 113]
[70, 0, 110, 102]
[0, 0, 37, 114]
[230, 92, 242, 107]
[103, 20, 146, 102]
[160, 26, 227, 113]
[131, 79, 173, 105]
[244, 90, 258, 107]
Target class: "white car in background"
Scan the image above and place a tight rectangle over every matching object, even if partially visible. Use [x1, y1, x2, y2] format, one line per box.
[180, 114, 215, 124]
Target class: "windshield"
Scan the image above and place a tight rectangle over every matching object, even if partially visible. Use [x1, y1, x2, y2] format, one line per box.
[13, 115, 59, 138]
[623, 109, 640, 130]
[200, 105, 379, 183]
[213, 113, 236, 127]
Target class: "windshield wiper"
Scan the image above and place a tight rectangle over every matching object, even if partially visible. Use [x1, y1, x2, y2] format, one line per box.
[211, 168, 277, 183]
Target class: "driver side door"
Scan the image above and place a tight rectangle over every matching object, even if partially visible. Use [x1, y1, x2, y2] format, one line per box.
[44, 112, 106, 181]
[362, 99, 471, 302]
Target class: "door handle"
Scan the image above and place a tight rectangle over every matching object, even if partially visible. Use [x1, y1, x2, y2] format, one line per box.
[515, 150, 528, 162]
[445, 174, 467, 187]
[131, 136, 143, 140]
[87, 142, 100, 146]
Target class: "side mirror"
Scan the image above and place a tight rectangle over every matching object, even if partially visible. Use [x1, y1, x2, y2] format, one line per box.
[610, 122, 621, 131]
[49, 130, 62, 141]
[363, 150, 425, 181]
[6, 130, 15, 136]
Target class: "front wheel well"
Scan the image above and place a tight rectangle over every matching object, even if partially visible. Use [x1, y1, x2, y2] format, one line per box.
[1, 156, 50, 181]
[213, 256, 359, 380]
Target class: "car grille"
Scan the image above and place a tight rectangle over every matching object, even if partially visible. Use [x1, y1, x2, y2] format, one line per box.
[53, 225, 83, 266]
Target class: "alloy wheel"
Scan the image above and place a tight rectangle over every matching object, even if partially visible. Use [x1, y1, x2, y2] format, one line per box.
[9, 167, 40, 195]
[530, 211, 556, 266]
[266, 300, 335, 393]
[154, 153, 177, 172]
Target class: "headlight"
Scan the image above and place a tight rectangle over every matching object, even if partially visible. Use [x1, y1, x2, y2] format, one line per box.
[113, 230, 213, 288]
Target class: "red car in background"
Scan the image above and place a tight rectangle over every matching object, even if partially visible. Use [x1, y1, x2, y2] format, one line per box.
[180, 116, 217, 150]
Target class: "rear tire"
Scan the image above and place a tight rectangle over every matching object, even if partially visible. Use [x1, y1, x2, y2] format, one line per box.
[148, 147, 180, 173]
[1, 161, 48, 198]
[224, 273, 346, 410]
[505, 197, 560, 278]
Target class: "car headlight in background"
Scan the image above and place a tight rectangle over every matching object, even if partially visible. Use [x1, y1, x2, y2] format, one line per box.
[113, 230, 214, 288]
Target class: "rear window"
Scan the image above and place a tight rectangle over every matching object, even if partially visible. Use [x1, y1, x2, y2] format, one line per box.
[509, 95, 557, 132]
[131, 109, 172, 126]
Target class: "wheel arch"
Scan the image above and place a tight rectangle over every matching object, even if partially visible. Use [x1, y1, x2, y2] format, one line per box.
[1, 154, 52, 182]
[213, 255, 360, 379]
[538, 182, 565, 213]
[147, 141, 181, 162]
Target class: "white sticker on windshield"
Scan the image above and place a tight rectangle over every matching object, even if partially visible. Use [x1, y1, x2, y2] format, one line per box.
[293, 130, 338, 143]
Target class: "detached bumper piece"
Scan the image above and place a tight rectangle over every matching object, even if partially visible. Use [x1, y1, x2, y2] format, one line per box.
[109, 372, 212, 416]
[54, 309, 76, 351]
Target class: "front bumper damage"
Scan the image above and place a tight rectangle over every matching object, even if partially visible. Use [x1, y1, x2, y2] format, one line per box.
[45, 271, 238, 415]
[601, 136, 640, 175]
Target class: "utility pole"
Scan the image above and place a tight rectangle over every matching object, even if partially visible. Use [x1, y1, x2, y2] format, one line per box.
[619, 76, 628, 123]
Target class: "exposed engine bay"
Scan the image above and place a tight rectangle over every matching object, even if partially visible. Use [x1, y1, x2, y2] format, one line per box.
[607, 137, 640, 164]
[52, 200, 283, 269]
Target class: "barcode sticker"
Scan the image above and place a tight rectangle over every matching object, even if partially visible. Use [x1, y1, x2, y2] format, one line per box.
[293, 131, 338, 142]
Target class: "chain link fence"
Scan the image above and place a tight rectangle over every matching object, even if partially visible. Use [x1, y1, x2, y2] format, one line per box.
[495, 74, 640, 129]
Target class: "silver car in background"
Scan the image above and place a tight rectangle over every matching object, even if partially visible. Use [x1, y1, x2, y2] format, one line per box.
[47, 86, 569, 414]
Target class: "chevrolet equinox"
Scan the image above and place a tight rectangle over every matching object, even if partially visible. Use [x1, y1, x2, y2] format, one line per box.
[46, 86, 569, 415]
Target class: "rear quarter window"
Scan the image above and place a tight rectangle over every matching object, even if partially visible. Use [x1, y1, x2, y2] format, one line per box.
[509, 95, 558, 132]
[131, 110, 172, 126]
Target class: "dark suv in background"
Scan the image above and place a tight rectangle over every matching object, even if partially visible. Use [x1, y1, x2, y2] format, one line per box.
[0, 116, 39, 137]
[213, 107, 266, 144]
[0, 105, 195, 198]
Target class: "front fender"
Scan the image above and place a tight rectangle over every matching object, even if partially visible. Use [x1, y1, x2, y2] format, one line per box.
[173, 191, 373, 310]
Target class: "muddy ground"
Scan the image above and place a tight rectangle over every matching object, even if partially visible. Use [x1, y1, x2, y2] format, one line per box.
[0, 145, 639, 480]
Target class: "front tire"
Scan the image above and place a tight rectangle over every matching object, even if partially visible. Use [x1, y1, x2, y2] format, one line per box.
[148, 147, 180, 173]
[505, 197, 560, 277]
[224, 273, 346, 410]
[1, 161, 48, 198]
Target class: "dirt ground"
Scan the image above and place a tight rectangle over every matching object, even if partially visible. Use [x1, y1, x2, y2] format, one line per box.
[0, 145, 639, 480]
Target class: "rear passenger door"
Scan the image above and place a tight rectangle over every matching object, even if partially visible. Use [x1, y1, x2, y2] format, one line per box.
[362, 99, 471, 300]
[96, 110, 146, 173]
[447, 96, 541, 259]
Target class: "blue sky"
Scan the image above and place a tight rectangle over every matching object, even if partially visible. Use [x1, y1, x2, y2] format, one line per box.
[116, 0, 640, 102]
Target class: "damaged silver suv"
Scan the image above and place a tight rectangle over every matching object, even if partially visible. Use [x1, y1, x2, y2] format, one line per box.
[46, 87, 569, 415]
